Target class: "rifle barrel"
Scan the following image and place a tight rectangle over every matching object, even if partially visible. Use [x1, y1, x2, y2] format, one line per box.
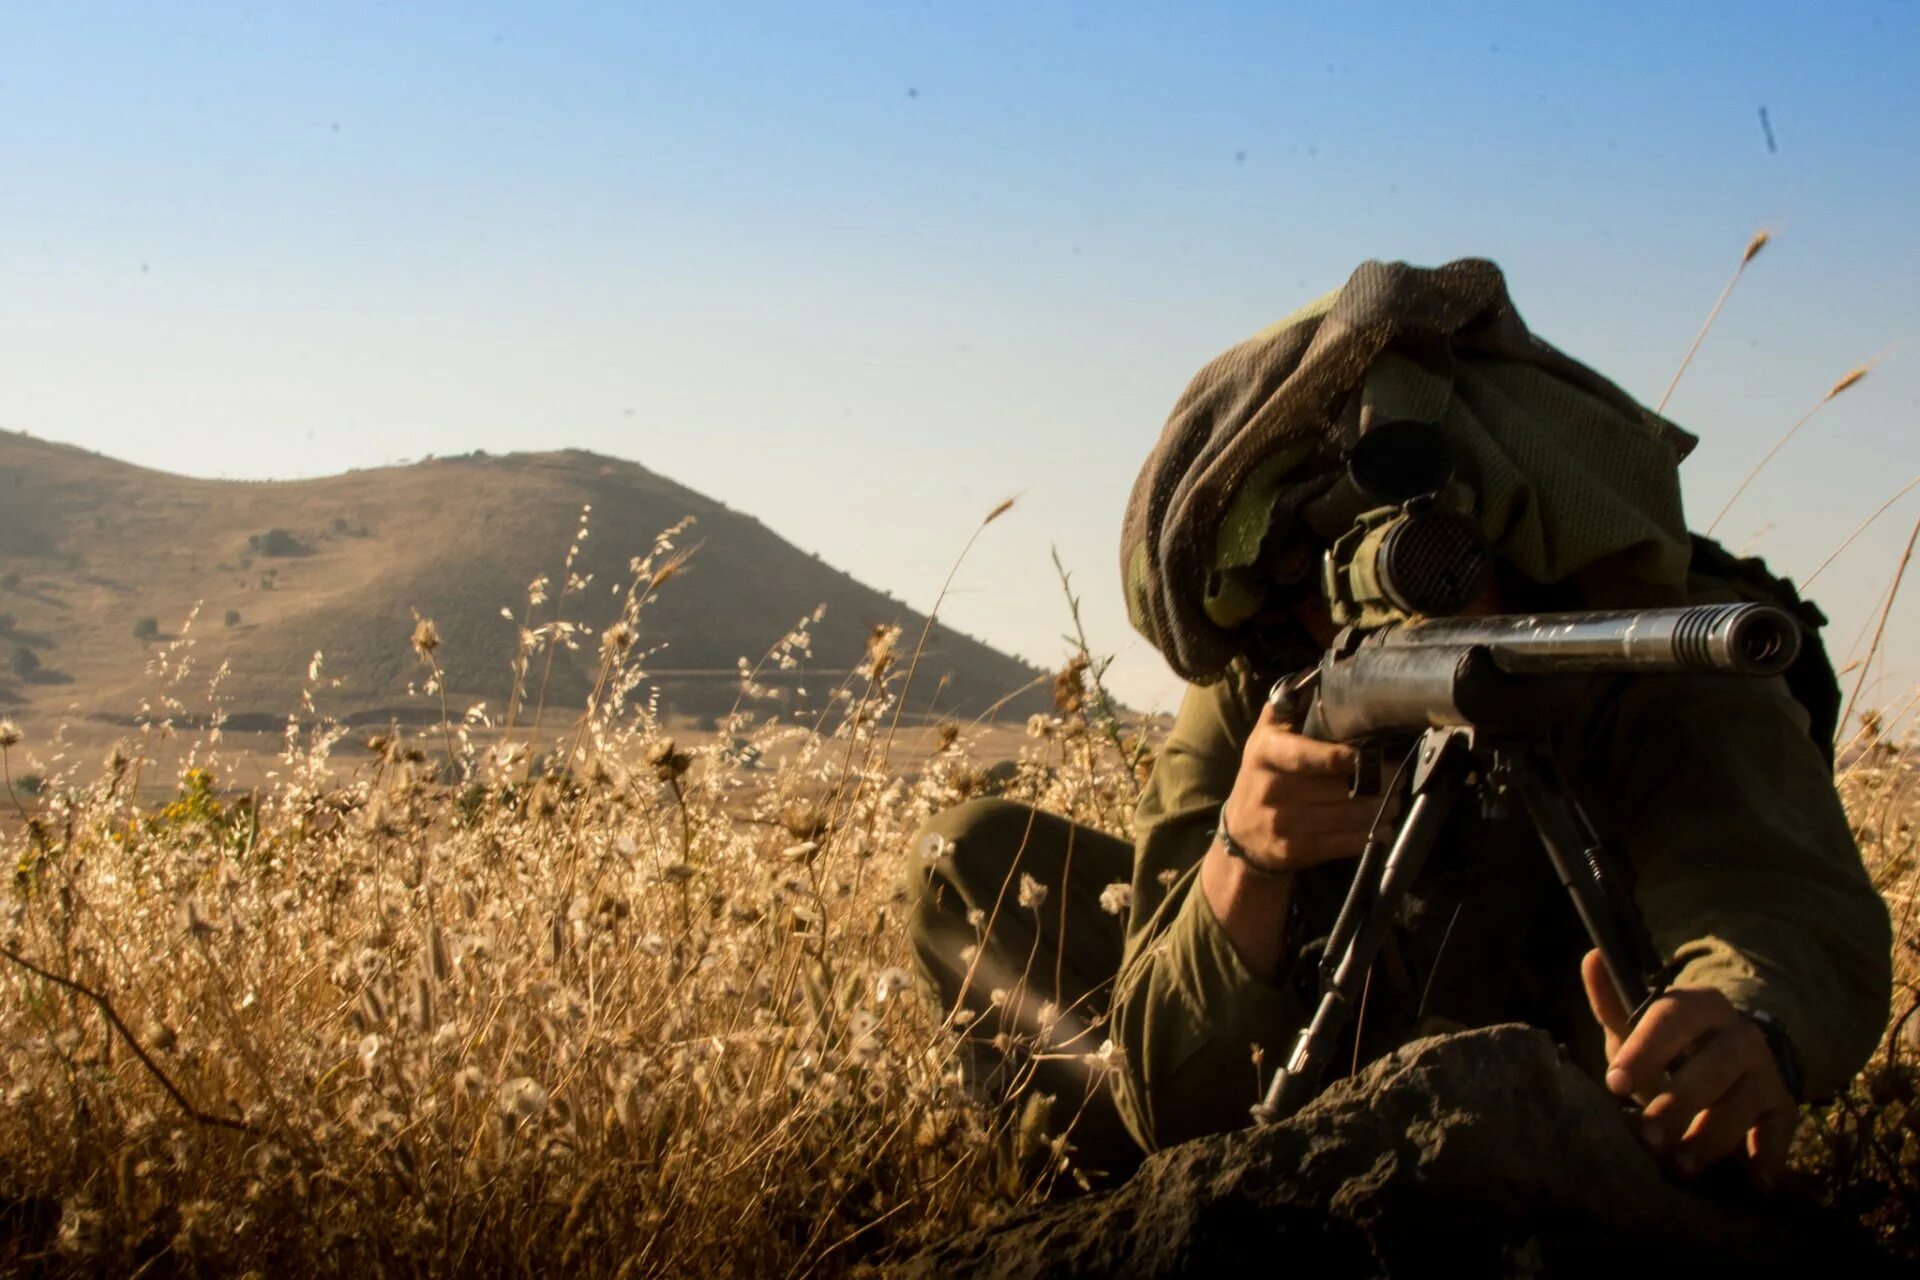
[1381, 603, 1799, 677]
[1304, 604, 1803, 741]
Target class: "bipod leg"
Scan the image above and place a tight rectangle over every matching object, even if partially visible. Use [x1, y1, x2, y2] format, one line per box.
[1319, 827, 1390, 986]
[1500, 748, 1665, 1021]
[1253, 728, 1474, 1123]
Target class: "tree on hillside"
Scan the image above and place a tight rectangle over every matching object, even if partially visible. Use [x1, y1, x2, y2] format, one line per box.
[10, 645, 39, 678]
[133, 617, 159, 642]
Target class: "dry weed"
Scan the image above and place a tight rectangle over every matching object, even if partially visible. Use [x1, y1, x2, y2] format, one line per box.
[0, 519, 1141, 1277]
[1, 515, 1914, 1273]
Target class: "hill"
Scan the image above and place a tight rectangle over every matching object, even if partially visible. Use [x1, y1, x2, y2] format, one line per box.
[0, 430, 1051, 749]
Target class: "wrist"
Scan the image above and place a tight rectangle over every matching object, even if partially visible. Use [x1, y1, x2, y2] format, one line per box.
[1214, 802, 1291, 880]
[1200, 841, 1295, 982]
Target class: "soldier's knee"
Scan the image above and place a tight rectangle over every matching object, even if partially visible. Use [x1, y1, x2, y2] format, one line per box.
[905, 798, 1038, 907]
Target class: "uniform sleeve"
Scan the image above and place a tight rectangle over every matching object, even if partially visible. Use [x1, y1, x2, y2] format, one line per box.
[1108, 668, 1309, 1150]
[1561, 671, 1892, 1101]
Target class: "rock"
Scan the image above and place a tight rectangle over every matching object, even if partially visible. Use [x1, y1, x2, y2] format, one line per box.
[898, 1025, 1891, 1278]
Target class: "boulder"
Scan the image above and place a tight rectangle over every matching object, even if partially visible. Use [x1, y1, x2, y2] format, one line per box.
[899, 1024, 1889, 1278]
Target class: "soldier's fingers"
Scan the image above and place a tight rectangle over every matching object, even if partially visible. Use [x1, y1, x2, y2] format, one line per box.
[1669, 1074, 1779, 1179]
[1244, 727, 1355, 777]
[1262, 795, 1392, 838]
[1579, 949, 1631, 1056]
[1639, 1021, 1756, 1150]
[1284, 831, 1372, 868]
[1248, 770, 1359, 809]
[1256, 698, 1299, 734]
[1233, 800, 1374, 855]
[1606, 991, 1736, 1099]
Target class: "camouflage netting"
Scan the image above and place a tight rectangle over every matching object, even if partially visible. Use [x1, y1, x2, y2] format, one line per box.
[1121, 258, 1699, 683]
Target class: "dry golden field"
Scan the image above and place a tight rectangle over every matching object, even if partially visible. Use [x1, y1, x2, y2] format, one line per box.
[1, 515, 1916, 1277]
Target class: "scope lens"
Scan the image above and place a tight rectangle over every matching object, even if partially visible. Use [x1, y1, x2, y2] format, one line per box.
[1347, 420, 1454, 504]
[1376, 508, 1492, 617]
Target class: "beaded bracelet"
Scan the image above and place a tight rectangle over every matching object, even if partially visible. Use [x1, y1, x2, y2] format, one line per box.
[1213, 803, 1291, 880]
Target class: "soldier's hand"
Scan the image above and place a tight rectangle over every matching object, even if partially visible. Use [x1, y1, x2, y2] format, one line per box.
[1218, 701, 1392, 874]
[1581, 949, 1798, 1193]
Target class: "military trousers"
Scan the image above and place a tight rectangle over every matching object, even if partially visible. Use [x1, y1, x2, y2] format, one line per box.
[904, 798, 1142, 1178]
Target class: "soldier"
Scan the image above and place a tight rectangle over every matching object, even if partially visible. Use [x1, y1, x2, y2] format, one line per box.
[906, 259, 1892, 1190]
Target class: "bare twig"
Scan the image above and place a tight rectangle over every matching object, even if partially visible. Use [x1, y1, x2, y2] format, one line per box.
[1708, 364, 1871, 535]
[1803, 471, 1920, 589]
[0, 944, 254, 1135]
[1050, 547, 1145, 800]
[879, 496, 1018, 768]
[1838, 513, 1920, 750]
[1656, 230, 1769, 414]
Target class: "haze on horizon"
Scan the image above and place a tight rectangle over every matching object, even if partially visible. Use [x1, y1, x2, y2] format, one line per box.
[2, 2, 1917, 713]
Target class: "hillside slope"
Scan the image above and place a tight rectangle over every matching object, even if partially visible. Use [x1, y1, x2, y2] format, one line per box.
[0, 431, 1050, 739]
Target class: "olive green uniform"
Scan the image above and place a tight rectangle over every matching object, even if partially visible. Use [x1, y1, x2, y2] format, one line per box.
[906, 571, 1892, 1162]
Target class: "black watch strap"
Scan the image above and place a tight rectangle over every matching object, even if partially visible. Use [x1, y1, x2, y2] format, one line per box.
[1745, 1008, 1805, 1103]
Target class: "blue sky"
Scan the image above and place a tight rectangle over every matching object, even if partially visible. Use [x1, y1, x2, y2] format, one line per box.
[3, 2, 1917, 712]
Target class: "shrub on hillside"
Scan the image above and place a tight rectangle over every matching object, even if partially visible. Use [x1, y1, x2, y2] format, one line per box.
[224, 609, 242, 628]
[9, 645, 38, 678]
[248, 528, 308, 557]
[132, 617, 159, 641]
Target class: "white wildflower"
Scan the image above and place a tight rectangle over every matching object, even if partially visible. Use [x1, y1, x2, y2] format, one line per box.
[455, 1065, 486, 1099]
[1017, 873, 1049, 910]
[873, 967, 913, 1003]
[497, 1076, 548, 1122]
[1099, 882, 1133, 915]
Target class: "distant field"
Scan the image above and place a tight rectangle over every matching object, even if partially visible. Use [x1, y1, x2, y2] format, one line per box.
[0, 429, 1053, 753]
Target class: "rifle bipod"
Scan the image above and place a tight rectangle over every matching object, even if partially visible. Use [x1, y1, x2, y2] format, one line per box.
[1250, 725, 1667, 1124]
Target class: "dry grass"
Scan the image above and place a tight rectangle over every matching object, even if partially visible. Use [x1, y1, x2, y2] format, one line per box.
[1804, 715, 1920, 1253]
[1, 515, 1916, 1275]
[0, 520, 1144, 1277]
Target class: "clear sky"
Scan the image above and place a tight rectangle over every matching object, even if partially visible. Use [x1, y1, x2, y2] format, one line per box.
[3, 2, 1918, 713]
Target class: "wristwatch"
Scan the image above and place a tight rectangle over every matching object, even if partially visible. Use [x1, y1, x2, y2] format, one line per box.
[1744, 1008, 1806, 1103]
